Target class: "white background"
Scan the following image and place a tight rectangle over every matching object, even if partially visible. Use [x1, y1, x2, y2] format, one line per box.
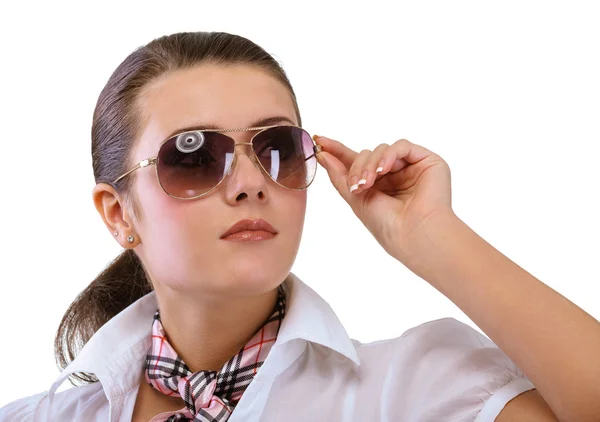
[1, 0, 599, 407]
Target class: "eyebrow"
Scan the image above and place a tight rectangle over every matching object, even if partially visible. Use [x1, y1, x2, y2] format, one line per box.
[165, 116, 297, 139]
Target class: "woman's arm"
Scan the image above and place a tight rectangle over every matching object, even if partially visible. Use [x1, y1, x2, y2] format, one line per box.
[395, 210, 600, 422]
[496, 389, 558, 421]
[314, 135, 599, 420]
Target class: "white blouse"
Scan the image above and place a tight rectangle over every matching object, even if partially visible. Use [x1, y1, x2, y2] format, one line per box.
[0, 273, 534, 421]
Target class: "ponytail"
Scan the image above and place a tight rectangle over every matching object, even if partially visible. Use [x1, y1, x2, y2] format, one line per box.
[53, 249, 151, 385]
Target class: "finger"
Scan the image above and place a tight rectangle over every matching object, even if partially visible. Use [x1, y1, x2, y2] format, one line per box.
[391, 139, 431, 165]
[313, 135, 357, 169]
[316, 150, 356, 204]
[347, 149, 373, 193]
[349, 143, 389, 192]
[376, 139, 431, 177]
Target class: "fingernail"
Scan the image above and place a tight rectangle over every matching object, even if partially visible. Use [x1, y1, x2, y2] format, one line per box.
[317, 149, 328, 165]
[349, 184, 359, 193]
[358, 170, 368, 185]
[376, 167, 384, 173]
[312, 134, 320, 141]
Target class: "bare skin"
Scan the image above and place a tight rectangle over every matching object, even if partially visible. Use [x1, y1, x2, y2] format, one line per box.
[93, 64, 306, 420]
[315, 134, 600, 421]
[96, 62, 600, 421]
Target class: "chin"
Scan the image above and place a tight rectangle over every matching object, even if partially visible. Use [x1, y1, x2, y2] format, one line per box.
[223, 261, 290, 292]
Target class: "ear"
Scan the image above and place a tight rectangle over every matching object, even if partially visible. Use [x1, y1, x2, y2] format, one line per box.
[92, 183, 137, 245]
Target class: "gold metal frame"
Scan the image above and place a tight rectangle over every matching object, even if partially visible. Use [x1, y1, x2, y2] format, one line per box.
[112, 124, 322, 201]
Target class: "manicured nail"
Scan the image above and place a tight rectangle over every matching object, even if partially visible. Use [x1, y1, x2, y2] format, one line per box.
[312, 134, 320, 141]
[358, 170, 368, 185]
[358, 170, 367, 185]
[376, 167, 383, 173]
[349, 183, 359, 193]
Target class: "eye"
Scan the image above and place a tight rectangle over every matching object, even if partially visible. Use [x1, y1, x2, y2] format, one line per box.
[257, 138, 294, 159]
[165, 149, 218, 168]
[175, 131, 205, 153]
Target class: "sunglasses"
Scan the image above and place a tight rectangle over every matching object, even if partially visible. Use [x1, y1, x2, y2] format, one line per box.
[112, 124, 322, 200]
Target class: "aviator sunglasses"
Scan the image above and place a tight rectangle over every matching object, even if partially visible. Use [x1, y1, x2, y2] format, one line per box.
[113, 124, 322, 200]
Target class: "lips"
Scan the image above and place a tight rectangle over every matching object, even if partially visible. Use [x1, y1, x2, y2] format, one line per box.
[220, 218, 278, 239]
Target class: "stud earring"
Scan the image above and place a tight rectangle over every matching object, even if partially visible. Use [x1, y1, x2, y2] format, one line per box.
[127, 235, 135, 243]
[113, 231, 118, 237]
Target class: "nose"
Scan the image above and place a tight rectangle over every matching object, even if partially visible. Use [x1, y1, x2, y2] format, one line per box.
[222, 142, 269, 204]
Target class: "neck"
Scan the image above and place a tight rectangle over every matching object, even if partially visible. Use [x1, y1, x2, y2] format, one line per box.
[153, 284, 280, 372]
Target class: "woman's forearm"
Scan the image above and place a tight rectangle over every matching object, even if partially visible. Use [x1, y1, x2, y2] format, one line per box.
[395, 210, 600, 421]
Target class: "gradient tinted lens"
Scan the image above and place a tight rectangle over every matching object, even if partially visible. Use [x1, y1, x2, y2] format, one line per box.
[157, 131, 234, 198]
[252, 126, 317, 189]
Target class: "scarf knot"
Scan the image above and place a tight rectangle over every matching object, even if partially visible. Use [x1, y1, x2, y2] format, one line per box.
[144, 285, 286, 422]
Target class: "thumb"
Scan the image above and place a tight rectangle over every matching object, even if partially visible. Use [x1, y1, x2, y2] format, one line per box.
[316, 150, 355, 204]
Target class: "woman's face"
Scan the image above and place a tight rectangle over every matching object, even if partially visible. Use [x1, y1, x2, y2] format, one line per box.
[129, 64, 306, 297]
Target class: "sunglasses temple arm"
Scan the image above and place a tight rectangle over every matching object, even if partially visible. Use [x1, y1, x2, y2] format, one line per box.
[113, 158, 156, 184]
[113, 164, 141, 184]
[304, 144, 323, 162]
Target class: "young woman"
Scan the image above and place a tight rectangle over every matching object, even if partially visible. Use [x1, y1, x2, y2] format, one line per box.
[1, 31, 598, 422]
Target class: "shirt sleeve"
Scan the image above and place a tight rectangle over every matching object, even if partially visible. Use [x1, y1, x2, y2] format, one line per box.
[399, 317, 536, 421]
[0, 392, 47, 422]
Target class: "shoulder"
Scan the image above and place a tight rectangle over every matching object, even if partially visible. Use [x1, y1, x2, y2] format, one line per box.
[354, 316, 524, 379]
[0, 382, 106, 421]
[353, 318, 536, 421]
[353, 317, 491, 356]
[0, 391, 47, 422]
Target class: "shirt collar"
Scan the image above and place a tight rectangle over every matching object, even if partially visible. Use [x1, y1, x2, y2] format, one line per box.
[48, 272, 360, 401]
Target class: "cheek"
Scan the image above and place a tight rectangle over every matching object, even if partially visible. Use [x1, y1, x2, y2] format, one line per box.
[137, 170, 205, 234]
[292, 191, 308, 226]
[278, 189, 307, 239]
[148, 196, 219, 247]
[137, 182, 218, 280]
[135, 179, 308, 289]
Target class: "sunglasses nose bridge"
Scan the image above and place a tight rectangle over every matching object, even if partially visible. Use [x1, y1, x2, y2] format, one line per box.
[226, 142, 261, 174]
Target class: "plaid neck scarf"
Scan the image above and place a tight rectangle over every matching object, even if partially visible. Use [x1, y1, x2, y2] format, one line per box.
[144, 285, 286, 422]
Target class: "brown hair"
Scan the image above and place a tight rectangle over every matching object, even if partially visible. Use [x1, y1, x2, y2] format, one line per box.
[54, 31, 303, 386]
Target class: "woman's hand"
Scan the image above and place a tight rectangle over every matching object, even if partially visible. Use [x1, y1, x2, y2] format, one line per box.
[314, 135, 454, 260]
[316, 134, 600, 422]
